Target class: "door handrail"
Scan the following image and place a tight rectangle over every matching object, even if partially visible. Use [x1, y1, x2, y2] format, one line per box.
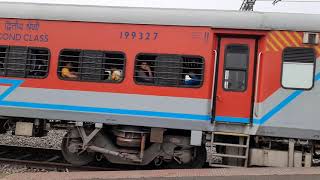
[254, 52, 262, 118]
[210, 50, 218, 114]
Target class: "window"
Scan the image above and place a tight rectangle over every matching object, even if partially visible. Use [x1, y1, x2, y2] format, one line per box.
[134, 54, 204, 87]
[223, 45, 249, 91]
[281, 47, 315, 90]
[0, 47, 6, 74]
[58, 49, 125, 83]
[0, 46, 49, 78]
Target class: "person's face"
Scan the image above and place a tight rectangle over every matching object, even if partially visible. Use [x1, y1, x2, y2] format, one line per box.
[141, 62, 148, 70]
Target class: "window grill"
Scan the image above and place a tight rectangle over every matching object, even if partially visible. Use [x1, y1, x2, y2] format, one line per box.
[0, 46, 50, 78]
[58, 49, 125, 83]
[134, 54, 204, 87]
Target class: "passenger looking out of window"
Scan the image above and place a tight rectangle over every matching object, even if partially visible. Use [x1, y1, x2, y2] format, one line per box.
[137, 61, 153, 83]
[29, 60, 45, 77]
[184, 71, 200, 85]
[111, 68, 122, 81]
[103, 67, 122, 81]
[61, 62, 78, 79]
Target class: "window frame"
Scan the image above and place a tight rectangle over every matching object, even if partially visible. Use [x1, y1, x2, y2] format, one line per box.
[222, 44, 250, 92]
[57, 49, 126, 83]
[133, 53, 205, 88]
[0, 45, 50, 79]
[281, 47, 316, 90]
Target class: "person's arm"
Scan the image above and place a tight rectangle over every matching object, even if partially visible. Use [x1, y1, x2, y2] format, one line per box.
[137, 70, 153, 82]
[145, 66, 153, 78]
[62, 68, 77, 78]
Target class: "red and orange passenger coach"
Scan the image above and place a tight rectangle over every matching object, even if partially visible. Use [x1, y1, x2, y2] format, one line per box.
[0, 2, 319, 168]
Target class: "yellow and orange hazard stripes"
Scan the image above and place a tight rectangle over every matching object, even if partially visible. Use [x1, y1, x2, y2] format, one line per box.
[266, 31, 320, 55]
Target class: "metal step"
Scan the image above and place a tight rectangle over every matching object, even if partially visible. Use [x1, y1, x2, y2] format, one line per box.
[212, 142, 248, 148]
[208, 163, 244, 168]
[208, 131, 250, 168]
[211, 153, 247, 159]
[213, 131, 249, 137]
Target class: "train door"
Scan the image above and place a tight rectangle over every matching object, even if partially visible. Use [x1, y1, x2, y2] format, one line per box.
[214, 37, 257, 124]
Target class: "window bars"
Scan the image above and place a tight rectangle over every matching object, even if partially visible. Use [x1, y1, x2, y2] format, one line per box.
[134, 54, 204, 87]
[0, 46, 50, 78]
[58, 49, 126, 83]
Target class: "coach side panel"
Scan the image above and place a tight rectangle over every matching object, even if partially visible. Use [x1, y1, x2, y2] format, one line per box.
[0, 19, 215, 131]
[254, 31, 320, 140]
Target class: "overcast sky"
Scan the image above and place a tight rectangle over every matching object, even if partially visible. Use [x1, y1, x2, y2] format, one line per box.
[1, 0, 320, 14]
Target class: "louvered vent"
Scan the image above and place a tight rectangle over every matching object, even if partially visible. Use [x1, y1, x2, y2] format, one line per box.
[283, 48, 315, 63]
[281, 47, 316, 90]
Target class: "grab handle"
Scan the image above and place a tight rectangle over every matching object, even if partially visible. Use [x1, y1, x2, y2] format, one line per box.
[210, 50, 218, 113]
[254, 52, 262, 118]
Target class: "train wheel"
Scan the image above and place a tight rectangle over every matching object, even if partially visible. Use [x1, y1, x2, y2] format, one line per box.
[0, 121, 7, 134]
[166, 146, 207, 169]
[61, 132, 95, 166]
[0, 118, 9, 134]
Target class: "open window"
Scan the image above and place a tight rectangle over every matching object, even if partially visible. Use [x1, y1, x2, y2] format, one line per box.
[26, 48, 50, 78]
[0, 46, 7, 75]
[58, 49, 125, 83]
[0, 46, 49, 78]
[58, 50, 83, 80]
[281, 47, 315, 90]
[134, 54, 204, 88]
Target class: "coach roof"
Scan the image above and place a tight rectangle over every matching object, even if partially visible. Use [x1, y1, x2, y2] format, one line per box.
[0, 1, 320, 32]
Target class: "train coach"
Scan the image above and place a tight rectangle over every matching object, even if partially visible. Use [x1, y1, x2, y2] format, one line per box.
[0, 1, 320, 168]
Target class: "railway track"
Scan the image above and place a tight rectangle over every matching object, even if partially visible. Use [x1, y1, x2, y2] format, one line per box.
[0, 145, 122, 171]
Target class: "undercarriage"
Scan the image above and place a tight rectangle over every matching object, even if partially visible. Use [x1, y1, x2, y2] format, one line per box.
[60, 123, 206, 168]
[1, 117, 319, 168]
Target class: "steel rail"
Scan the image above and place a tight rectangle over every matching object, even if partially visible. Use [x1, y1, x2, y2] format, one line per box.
[0, 145, 121, 171]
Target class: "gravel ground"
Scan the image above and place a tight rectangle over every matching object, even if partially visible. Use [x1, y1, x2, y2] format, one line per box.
[0, 130, 219, 176]
[0, 130, 67, 177]
[0, 130, 66, 150]
[0, 164, 50, 176]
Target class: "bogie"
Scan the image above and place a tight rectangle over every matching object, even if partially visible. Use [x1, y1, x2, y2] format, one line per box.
[60, 125, 207, 168]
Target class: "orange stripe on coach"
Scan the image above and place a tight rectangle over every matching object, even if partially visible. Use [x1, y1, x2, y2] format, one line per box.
[275, 31, 291, 47]
[283, 31, 299, 47]
[269, 32, 284, 50]
[266, 38, 278, 51]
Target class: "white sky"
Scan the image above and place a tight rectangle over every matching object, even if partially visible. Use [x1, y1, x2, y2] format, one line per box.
[1, 0, 320, 14]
